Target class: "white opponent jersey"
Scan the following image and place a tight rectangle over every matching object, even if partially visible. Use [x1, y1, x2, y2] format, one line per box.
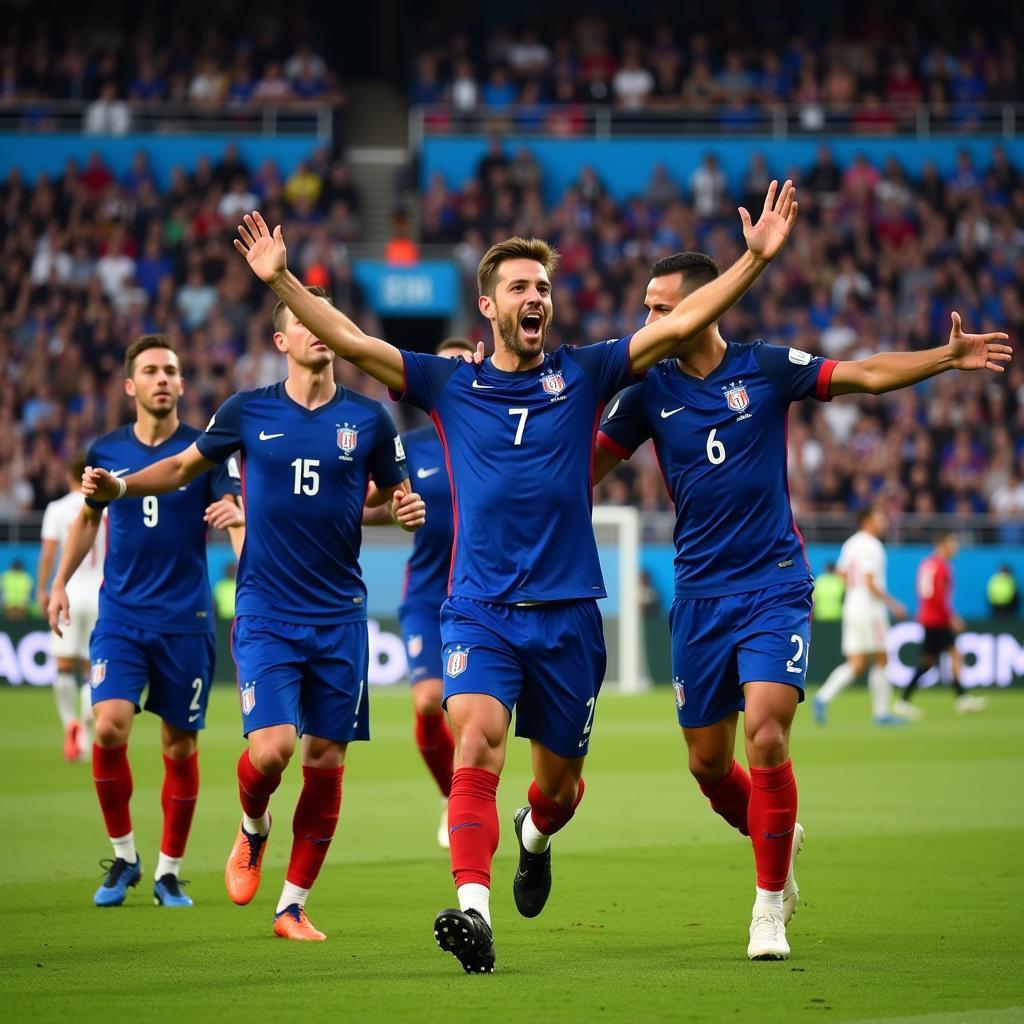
[41, 490, 105, 605]
[836, 529, 887, 617]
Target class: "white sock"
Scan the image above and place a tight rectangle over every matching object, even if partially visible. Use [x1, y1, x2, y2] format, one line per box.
[521, 809, 551, 853]
[457, 882, 491, 926]
[243, 812, 270, 836]
[276, 881, 309, 915]
[155, 853, 182, 880]
[754, 886, 784, 914]
[53, 672, 78, 730]
[817, 662, 856, 704]
[868, 665, 892, 719]
[111, 832, 137, 863]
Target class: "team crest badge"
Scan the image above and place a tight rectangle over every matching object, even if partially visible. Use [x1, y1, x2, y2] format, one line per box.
[672, 678, 685, 710]
[723, 384, 750, 413]
[337, 424, 359, 456]
[408, 634, 423, 658]
[446, 646, 469, 678]
[90, 661, 107, 687]
[240, 682, 256, 715]
[541, 371, 565, 396]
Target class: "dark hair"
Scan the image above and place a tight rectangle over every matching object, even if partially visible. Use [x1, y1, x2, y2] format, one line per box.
[124, 334, 178, 377]
[434, 336, 476, 355]
[649, 252, 721, 293]
[272, 285, 331, 333]
[857, 505, 878, 526]
[67, 453, 87, 479]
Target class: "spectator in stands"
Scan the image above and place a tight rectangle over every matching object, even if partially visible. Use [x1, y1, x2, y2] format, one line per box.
[1, 559, 33, 619]
[84, 81, 131, 135]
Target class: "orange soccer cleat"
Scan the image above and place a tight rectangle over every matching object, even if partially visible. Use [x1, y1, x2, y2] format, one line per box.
[225, 818, 270, 905]
[273, 904, 326, 941]
[63, 720, 82, 762]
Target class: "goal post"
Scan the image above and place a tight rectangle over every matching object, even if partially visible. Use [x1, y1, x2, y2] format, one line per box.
[593, 504, 648, 694]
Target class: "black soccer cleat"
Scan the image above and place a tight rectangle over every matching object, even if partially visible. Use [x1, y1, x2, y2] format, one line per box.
[512, 806, 552, 918]
[433, 908, 496, 974]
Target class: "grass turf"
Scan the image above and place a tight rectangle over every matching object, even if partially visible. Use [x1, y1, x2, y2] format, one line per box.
[1, 682, 1022, 1023]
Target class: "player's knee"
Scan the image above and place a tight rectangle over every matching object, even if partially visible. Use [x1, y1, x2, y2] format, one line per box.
[454, 728, 501, 771]
[688, 750, 732, 786]
[746, 721, 788, 767]
[538, 775, 580, 807]
[94, 716, 129, 747]
[412, 683, 443, 717]
[163, 733, 198, 760]
[249, 742, 293, 776]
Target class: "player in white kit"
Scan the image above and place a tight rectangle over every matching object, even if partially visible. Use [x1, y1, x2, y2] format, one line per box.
[37, 456, 106, 760]
[814, 506, 906, 725]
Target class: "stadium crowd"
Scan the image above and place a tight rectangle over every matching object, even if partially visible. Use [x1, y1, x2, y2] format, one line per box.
[408, 9, 1021, 131]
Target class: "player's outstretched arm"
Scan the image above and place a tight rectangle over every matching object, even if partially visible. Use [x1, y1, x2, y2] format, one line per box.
[82, 443, 214, 503]
[627, 180, 799, 374]
[47, 505, 102, 637]
[36, 538, 58, 613]
[234, 211, 405, 392]
[830, 312, 1011, 396]
[592, 446, 623, 485]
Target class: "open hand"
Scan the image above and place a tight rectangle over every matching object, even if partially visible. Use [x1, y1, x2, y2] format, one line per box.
[390, 487, 426, 532]
[739, 179, 798, 264]
[234, 211, 288, 284]
[205, 496, 245, 530]
[947, 312, 1012, 372]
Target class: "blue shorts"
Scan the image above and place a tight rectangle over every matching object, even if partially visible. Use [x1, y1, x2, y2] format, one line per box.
[440, 595, 605, 758]
[398, 602, 443, 684]
[231, 615, 369, 742]
[669, 581, 814, 729]
[89, 620, 215, 731]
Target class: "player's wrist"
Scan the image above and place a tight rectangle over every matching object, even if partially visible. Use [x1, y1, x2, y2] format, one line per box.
[112, 476, 127, 500]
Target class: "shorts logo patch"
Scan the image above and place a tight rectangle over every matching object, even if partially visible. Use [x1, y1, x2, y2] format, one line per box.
[240, 681, 256, 715]
[541, 371, 565, 396]
[90, 660, 107, 687]
[408, 634, 423, 658]
[445, 646, 469, 678]
[672, 678, 685, 710]
[723, 384, 750, 413]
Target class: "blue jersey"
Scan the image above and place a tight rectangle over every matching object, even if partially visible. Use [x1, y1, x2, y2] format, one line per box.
[599, 341, 837, 599]
[399, 425, 453, 610]
[85, 423, 239, 633]
[197, 382, 407, 625]
[392, 338, 637, 603]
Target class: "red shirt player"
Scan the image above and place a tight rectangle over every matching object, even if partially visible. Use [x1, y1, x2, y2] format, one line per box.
[894, 532, 987, 715]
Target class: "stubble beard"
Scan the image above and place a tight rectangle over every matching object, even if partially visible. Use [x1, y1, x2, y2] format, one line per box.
[496, 308, 546, 360]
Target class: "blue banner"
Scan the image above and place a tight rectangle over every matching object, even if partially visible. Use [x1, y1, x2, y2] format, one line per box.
[353, 260, 459, 317]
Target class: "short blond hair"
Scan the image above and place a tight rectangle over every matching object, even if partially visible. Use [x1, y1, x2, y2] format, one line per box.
[477, 237, 560, 297]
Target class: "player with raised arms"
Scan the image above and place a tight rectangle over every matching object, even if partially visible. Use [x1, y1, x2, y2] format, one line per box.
[231, 180, 798, 973]
[82, 287, 425, 941]
[595, 252, 1011, 960]
[48, 335, 245, 908]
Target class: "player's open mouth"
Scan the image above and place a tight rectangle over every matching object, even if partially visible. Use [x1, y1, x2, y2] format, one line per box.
[521, 312, 543, 338]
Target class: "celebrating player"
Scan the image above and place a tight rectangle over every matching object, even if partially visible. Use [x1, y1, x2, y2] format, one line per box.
[47, 336, 244, 908]
[363, 338, 479, 850]
[596, 253, 1011, 960]
[81, 288, 425, 941]
[231, 180, 798, 973]
[894, 533, 988, 716]
[37, 455, 105, 761]
[814, 505, 907, 725]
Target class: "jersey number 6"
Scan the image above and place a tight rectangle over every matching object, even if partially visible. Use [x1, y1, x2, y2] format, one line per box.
[706, 429, 726, 465]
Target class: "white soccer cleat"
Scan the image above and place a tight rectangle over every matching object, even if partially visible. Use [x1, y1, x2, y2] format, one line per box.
[747, 905, 790, 961]
[955, 694, 988, 714]
[437, 798, 450, 849]
[782, 822, 804, 925]
[892, 699, 923, 720]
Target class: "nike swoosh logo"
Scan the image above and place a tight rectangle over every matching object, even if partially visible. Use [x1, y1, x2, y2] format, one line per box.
[660, 407, 686, 418]
[258, 431, 285, 440]
[416, 467, 441, 479]
[110, 468, 131, 477]
[764, 828, 794, 840]
[304, 834, 333, 846]
[471, 380, 496, 390]
[449, 822, 483, 833]
[187, 713, 200, 723]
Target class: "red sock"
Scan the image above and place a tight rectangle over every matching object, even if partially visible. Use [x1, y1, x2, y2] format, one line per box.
[699, 760, 751, 836]
[527, 777, 585, 836]
[748, 760, 798, 890]
[448, 767, 500, 888]
[160, 752, 199, 858]
[414, 710, 454, 798]
[285, 765, 344, 889]
[236, 748, 282, 820]
[93, 743, 132, 838]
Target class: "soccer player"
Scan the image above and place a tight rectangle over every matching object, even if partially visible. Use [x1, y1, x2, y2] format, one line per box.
[37, 455, 105, 761]
[231, 180, 798, 972]
[894, 533, 987, 716]
[47, 335, 245, 908]
[813, 505, 907, 725]
[363, 338, 480, 850]
[596, 252, 1011, 960]
[81, 287, 425, 941]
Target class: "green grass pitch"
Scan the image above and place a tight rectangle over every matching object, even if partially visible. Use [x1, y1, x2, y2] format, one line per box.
[1, 682, 1022, 1023]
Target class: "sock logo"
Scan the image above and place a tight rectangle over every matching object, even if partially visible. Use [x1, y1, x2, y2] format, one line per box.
[764, 828, 794, 840]
[304, 834, 333, 846]
[449, 822, 483, 834]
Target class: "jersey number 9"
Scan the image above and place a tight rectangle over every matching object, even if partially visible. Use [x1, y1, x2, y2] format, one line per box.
[142, 495, 159, 527]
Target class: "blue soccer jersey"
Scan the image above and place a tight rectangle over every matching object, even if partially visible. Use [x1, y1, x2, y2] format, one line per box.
[391, 339, 637, 603]
[85, 423, 240, 632]
[196, 382, 407, 625]
[599, 341, 837, 599]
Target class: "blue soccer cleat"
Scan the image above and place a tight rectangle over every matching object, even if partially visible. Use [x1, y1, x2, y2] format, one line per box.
[812, 697, 826, 725]
[154, 874, 193, 907]
[94, 856, 142, 907]
[874, 714, 905, 727]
